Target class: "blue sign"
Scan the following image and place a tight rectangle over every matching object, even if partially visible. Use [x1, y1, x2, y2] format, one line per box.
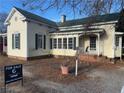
[4, 64, 23, 84]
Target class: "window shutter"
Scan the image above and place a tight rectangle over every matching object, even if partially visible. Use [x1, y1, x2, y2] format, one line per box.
[44, 35, 46, 49]
[35, 34, 38, 50]
[12, 34, 14, 49]
[50, 38, 52, 49]
[41, 35, 42, 48]
[18, 33, 20, 49]
[74, 37, 76, 50]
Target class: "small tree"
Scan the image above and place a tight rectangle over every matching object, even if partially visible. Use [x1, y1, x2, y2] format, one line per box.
[0, 13, 8, 33]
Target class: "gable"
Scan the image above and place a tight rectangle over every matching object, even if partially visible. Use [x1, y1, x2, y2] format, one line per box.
[14, 7, 57, 28]
[4, 8, 26, 25]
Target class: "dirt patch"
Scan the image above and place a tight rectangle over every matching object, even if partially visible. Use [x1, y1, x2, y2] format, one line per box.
[0, 56, 124, 93]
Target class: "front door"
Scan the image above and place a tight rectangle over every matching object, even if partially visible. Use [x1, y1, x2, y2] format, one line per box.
[115, 36, 122, 57]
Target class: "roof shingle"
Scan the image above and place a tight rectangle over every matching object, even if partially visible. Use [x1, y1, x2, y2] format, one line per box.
[57, 13, 120, 27]
[14, 7, 58, 27]
[14, 7, 120, 27]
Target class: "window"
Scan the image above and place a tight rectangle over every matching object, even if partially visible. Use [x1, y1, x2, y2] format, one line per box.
[90, 37, 96, 50]
[38, 35, 42, 48]
[68, 38, 73, 49]
[58, 38, 62, 49]
[53, 39, 57, 49]
[35, 34, 42, 49]
[12, 33, 20, 49]
[115, 36, 119, 47]
[63, 38, 67, 49]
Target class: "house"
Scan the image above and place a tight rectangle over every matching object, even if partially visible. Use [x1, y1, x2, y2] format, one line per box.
[4, 7, 124, 60]
[0, 33, 7, 53]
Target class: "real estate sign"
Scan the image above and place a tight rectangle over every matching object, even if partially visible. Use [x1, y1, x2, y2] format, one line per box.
[4, 64, 23, 84]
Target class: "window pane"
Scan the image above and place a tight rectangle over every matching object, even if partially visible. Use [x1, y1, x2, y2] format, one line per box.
[58, 38, 62, 49]
[53, 39, 57, 49]
[68, 38, 73, 49]
[90, 37, 96, 50]
[115, 36, 119, 47]
[63, 38, 67, 49]
[38, 35, 42, 48]
[15, 34, 20, 49]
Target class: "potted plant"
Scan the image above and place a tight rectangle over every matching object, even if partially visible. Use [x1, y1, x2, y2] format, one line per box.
[61, 58, 70, 75]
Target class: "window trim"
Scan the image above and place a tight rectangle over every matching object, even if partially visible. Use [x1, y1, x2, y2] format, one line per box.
[53, 38, 57, 49]
[68, 38, 73, 49]
[12, 33, 20, 49]
[90, 36, 96, 51]
[63, 38, 67, 49]
[58, 38, 62, 49]
[115, 36, 120, 47]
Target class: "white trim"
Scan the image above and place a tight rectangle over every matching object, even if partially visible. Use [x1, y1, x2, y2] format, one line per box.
[97, 34, 100, 56]
[0, 33, 7, 36]
[50, 30, 104, 36]
[59, 21, 118, 29]
[4, 8, 26, 25]
[115, 32, 124, 35]
[120, 36, 122, 59]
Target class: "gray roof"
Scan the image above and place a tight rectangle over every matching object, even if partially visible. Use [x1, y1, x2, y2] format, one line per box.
[14, 7, 58, 27]
[57, 13, 120, 27]
[15, 7, 120, 28]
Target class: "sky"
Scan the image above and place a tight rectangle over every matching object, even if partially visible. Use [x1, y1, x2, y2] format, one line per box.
[0, 0, 121, 22]
[0, 0, 84, 22]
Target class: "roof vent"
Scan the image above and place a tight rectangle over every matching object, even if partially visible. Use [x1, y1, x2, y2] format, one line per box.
[61, 15, 66, 23]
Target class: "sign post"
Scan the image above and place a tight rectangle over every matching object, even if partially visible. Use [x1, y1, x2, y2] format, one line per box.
[4, 64, 23, 93]
[75, 59, 78, 76]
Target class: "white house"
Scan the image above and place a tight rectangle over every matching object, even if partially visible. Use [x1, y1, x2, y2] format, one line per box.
[4, 7, 124, 60]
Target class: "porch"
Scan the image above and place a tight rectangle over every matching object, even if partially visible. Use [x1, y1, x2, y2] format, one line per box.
[77, 29, 104, 56]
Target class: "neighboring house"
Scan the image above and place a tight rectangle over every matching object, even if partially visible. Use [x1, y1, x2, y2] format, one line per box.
[4, 7, 124, 60]
[0, 13, 7, 54]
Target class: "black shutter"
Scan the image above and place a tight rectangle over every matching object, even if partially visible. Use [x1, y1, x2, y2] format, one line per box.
[12, 34, 14, 49]
[44, 35, 46, 49]
[41, 35, 42, 48]
[50, 38, 52, 49]
[18, 33, 20, 49]
[35, 34, 38, 50]
[74, 37, 76, 50]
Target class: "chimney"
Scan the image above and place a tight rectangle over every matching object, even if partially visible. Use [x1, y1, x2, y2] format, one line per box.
[61, 15, 66, 23]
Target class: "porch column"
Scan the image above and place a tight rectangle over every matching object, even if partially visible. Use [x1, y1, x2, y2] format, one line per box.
[97, 34, 100, 56]
[2, 36, 5, 53]
[76, 35, 79, 48]
[120, 36, 122, 60]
